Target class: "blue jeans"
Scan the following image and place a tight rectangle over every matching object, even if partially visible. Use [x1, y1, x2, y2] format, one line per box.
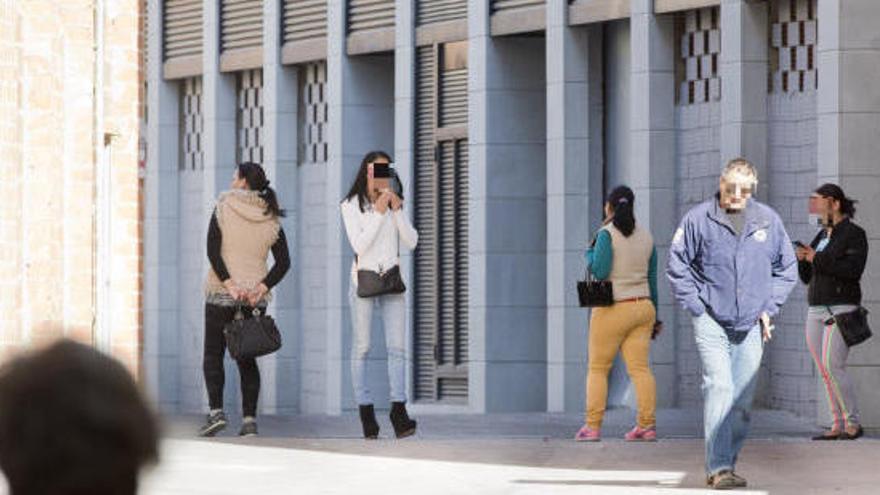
[692, 312, 763, 476]
[349, 285, 407, 405]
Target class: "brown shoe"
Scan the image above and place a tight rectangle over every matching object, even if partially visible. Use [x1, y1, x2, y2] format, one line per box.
[707, 470, 746, 490]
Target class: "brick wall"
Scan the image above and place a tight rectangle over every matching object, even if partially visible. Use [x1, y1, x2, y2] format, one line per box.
[674, 101, 722, 407]
[766, 90, 818, 417]
[298, 160, 329, 413]
[0, 0, 143, 376]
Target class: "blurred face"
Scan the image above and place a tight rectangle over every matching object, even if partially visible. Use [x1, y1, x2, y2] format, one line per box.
[230, 169, 248, 190]
[719, 172, 755, 211]
[366, 158, 391, 200]
[809, 193, 840, 220]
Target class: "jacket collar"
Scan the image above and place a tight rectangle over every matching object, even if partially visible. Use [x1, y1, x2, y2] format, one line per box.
[707, 196, 768, 237]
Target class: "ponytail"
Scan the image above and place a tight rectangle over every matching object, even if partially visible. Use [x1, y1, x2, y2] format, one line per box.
[238, 162, 287, 218]
[607, 185, 636, 237]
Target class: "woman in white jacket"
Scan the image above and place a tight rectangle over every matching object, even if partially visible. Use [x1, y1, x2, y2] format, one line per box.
[341, 151, 419, 439]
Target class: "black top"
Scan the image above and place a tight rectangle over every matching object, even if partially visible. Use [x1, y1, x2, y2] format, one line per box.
[798, 218, 868, 306]
[207, 212, 291, 289]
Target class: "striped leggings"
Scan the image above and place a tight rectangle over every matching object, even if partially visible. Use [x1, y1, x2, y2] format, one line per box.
[805, 305, 860, 430]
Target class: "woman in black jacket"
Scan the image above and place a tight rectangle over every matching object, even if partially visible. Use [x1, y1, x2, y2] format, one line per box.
[795, 183, 868, 441]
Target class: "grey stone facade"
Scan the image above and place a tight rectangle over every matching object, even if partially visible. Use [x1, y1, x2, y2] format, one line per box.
[145, 0, 880, 427]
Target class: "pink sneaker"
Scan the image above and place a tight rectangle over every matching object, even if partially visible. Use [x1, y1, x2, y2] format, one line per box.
[574, 424, 601, 442]
[624, 425, 657, 442]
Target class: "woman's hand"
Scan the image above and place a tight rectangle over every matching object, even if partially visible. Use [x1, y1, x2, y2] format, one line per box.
[651, 321, 663, 340]
[247, 283, 269, 307]
[389, 193, 403, 211]
[223, 279, 246, 301]
[374, 191, 392, 214]
[801, 246, 816, 263]
[795, 246, 807, 261]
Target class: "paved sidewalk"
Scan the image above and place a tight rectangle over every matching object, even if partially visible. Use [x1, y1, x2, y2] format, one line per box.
[140, 409, 880, 495]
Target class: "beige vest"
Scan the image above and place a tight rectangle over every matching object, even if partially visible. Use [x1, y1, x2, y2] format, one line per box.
[602, 224, 653, 301]
[204, 190, 280, 299]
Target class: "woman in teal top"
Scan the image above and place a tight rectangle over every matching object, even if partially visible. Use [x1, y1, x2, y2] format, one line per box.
[576, 186, 662, 443]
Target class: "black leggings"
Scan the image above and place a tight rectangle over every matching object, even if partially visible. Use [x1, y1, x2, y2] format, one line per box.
[203, 304, 261, 417]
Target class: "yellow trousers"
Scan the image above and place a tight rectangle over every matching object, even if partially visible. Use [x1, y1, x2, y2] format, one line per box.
[586, 299, 656, 429]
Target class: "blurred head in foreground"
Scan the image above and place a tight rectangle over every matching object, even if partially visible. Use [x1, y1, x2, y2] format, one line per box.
[0, 339, 159, 495]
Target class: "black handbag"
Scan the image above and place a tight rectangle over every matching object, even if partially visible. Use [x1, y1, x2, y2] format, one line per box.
[223, 305, 282, 360]
[357, 264, 406, 298]
[825, 306, 872, 347]
[578, 233, 614, 307]
[355, 238, 406, 298]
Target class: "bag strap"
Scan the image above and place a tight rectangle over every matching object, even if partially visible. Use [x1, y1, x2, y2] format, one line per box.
[354, 214, 401, 271]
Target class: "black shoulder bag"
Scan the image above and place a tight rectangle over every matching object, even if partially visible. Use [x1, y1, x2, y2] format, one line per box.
[577, 234, 614, 307]
[356, 237, 406, 298]
[223, 304, 282, 360]
[825, 306, 872, 347]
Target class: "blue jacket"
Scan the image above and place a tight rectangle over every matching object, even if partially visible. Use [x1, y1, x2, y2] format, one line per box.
[666, 197, 798, 332]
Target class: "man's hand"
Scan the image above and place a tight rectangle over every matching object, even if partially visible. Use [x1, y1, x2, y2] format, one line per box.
[223, 279, 246, 301]
[247, 283, 269, 307]
[760, 312, 774, 343]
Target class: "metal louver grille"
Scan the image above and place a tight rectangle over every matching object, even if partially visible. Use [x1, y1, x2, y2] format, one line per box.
[164, 0, 203, 60]
[439, 66, 467, 127]
[236, 69, 264, 164]
[283, 0, 328, 43]
[179, 77, 204, 170]
[414, 44, 469, 403]
[414, 46, 438, 401]
[347, 0, 395, 33]
[491, 0, 545, 14]
[416, 0, 467, 26]
[222, 0, 264, 52]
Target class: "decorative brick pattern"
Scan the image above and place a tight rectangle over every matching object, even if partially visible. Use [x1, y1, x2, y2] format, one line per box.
[179, 77, 203, 170]
[236, 69, 264, 164]
[770, 0, 817, 94]
[299, 62, 328, 164]
[677, 7, 721, 105]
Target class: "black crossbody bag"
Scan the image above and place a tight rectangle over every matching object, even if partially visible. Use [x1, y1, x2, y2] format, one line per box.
[825, 306, 872, 347]
[356, 239, 406, 298]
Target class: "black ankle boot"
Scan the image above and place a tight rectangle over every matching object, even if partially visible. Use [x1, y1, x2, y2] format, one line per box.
[359, 404, 380, 439]
[390, 401, 417, 438]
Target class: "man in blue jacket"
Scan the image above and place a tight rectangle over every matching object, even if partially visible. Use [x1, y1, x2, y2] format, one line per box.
[667, 158, 797, 490]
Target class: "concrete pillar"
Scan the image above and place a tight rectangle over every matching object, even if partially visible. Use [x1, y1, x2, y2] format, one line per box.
[471, 0, 548, 413]
[261, 0, 301, 415]
[395, 0, 417, 402]
[545, 1, 603, 412]
[720, 0, 769, 196]
[468, 0, 491, 414]
[144, 0, 182, 411]
[198, 0, 238, 414]
[629, 0, 678, 406]
[817, 0, 880, 428]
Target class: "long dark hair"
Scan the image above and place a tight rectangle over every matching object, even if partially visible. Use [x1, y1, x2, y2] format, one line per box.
[607, 185, 636, 237]
[815, 183, 857, 218]
[343, 150, 403, 212]
[238, 162, 286, 218]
